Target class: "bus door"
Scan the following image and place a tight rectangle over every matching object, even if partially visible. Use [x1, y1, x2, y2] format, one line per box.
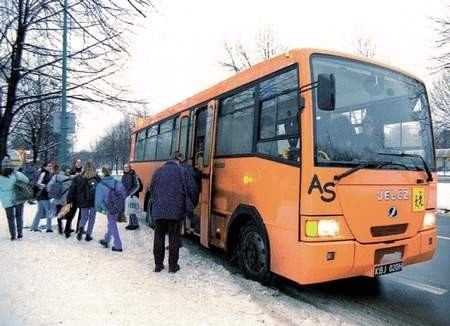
[193, 101, 218, 247]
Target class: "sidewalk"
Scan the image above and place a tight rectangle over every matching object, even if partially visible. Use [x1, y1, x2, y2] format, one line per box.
[0, 204, 345, 326]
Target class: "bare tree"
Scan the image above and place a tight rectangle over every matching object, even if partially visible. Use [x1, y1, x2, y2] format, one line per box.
[0, 0, 152, 166]
[10, 99, 60, 163]
[219, 26, 287, 73]
[91, 115, 133, 170]
[432, 14, 450, 71]
[353, 36, 377, 58]
[8, 70, 61, 162]
[430, 71, 450, 147]
[255, 26, 287, 61]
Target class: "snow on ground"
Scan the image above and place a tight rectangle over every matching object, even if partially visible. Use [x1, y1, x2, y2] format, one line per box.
[0, 204, 350, 326]
[1, 180, 447, 326]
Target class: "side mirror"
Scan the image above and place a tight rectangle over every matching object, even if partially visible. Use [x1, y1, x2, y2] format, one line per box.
[317, 73, 335, 111]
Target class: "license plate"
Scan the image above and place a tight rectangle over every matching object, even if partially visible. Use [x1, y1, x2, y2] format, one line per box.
[374, 262, 402, 276]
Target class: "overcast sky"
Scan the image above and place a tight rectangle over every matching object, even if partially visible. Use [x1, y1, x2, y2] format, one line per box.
[74, 0, 449, 151]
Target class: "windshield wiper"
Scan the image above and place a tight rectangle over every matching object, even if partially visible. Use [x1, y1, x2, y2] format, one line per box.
[334, 161, 396, 182]
[378, 152, 433, 182]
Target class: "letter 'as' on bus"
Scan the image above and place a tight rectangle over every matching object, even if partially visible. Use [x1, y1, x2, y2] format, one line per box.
[308, 174, 336, 202]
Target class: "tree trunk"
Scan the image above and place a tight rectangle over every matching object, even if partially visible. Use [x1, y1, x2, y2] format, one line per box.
[0, 1, 27, 164]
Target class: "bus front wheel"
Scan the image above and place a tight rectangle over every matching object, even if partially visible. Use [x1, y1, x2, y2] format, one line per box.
[238, 222, 272, 284]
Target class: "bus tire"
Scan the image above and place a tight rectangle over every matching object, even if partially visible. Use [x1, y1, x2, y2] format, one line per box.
[238, 222, 272, 284]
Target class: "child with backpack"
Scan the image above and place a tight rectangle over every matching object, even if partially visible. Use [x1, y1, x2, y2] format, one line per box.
[47, 165, 72, 234]
[67, 161, 100, 241]
[95, 165, 126, 252]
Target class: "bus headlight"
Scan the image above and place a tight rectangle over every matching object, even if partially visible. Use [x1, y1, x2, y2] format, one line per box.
[306, 219, 340, 237]
[422, 212, 436, 230]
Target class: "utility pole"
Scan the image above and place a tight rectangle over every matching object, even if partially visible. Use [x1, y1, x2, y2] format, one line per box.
[58, 0, 69, 166]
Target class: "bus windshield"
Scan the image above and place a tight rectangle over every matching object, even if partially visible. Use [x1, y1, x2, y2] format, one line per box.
[311, 55, 435, 171]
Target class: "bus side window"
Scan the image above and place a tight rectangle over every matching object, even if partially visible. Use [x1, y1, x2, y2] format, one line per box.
[256, 90, 300, 162]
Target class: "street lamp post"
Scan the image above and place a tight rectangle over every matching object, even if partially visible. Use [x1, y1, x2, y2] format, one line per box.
[58, 0, 69, 166]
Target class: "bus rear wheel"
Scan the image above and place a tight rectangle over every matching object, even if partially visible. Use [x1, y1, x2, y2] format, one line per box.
[238, 222, 272, 284]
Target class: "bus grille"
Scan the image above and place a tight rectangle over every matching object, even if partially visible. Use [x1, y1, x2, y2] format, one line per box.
[370, 224, 408, 237]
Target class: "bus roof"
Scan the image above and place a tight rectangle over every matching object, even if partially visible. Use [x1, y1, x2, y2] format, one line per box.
[133, 48, 424, 133]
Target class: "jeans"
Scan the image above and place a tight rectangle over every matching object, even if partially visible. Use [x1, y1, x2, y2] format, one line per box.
[31, 200, 52, 231]
[103, 214, 122, 250]
[79, 207, 96, 235]
[5, 203, 24, 239]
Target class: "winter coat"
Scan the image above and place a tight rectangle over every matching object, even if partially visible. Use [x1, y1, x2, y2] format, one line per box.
[47, 171, 72, 205]
[67, 174, 101, 208]
[149, 160, 187, 221]
[121, 170, 140, 198]
[36, 170, 52, 200]
[0, 171, 30, 208]
[95, 175, 126, 214]
[70, 166, 82, 176]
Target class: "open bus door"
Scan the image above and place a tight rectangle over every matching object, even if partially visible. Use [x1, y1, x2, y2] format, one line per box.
[192, 100, 218, 247]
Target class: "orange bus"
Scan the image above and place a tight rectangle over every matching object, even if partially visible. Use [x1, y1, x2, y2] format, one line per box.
[130, 48, 437, 285]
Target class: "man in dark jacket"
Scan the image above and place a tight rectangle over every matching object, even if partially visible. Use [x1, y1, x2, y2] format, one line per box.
[61, 158, 83, 237]
[149, 152, 187, 273]
[30, 163, 53, 232]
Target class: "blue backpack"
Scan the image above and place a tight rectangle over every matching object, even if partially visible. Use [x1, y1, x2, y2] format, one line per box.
[48, 176, 70, 199]
[101, 180, 125, 215]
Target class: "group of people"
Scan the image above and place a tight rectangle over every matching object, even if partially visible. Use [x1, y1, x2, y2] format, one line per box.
[0, 158, 142, 252]
[0, 150, 201, 274]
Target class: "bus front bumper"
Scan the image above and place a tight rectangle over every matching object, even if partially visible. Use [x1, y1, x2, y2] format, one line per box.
[292, 228, 436, 285]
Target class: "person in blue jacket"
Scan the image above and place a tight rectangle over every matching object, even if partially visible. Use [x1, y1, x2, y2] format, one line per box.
[149, 151, 188, 273]
[0, 157, 30, 240]
[96, 165, 126, 252]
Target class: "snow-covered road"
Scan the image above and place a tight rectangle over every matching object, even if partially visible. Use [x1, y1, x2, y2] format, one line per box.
[0, 205, 349, 326]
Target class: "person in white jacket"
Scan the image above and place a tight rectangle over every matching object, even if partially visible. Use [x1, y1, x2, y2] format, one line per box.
[0, 157, 30, 240]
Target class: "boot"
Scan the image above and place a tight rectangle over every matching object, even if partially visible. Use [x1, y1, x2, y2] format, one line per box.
[76, 227, 83, 241]
[99, 239, 108, 248]
[57, 218, 63, 234]
[154, 264, 164, 272]
[169, 264, 180, 273]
